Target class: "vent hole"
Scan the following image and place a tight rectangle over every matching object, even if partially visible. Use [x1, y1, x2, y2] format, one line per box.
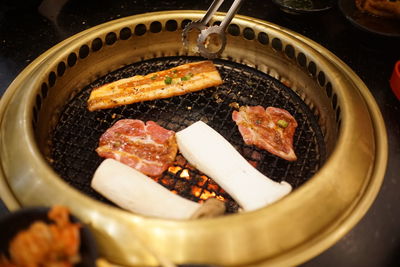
[326, 82, 333, 97]
[213, 21, 221, 26]
[257, 32, 269, 45]
[33, 107, 38, 123]
[297, 52, 307, 67]
[228, 24, 240, 36]
[318, 71, 326, 86]
[181, 19, 192, 29]
[332, 93, 338, 109]
[36, 94, 42, 110]
[336, 106, 341, 122]
[41, 83, 48, 98]
[272, 38, 282, 51]
[308, 61, 317, 76]
[166, 20, 178, 31]
[91, 38, 103, 52]
[243, 27, 255, 40]
[67, 52, 77, 67]
[48, 71, 56, 87]
[79, 45, 89, 59]
[150, 21, 162, 33]
[135, 24, 147, 36]
[119, 27, 132, 40]
[105, 32, 117, 45]
[285, 45, 295, 59]
[57, 61, 66, 77]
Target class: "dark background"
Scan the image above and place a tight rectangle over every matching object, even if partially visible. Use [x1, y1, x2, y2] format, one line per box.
[1, 0, 399, 266]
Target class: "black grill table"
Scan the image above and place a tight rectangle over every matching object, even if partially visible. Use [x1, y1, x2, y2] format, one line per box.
[1, 1, 399, 266]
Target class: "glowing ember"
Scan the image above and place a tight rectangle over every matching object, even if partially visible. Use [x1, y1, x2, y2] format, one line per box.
[200, 189, 216, 200]
[207, 183, 219, 192]
[198, 175, 208, 186]
[168, 166, 182, 174]
[180, 169, 190, 179]
[154, 156, 237, 212]
[152, 177, 161, 183]
[191, 186, 202, 197]
[216, 195, 226, 202]
[248, 160, 258, 168]
[161, 177, 173, 186]
[219, 187, 227, 194]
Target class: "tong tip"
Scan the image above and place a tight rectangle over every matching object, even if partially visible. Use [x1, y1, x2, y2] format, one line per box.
[182, 23, 226, 59]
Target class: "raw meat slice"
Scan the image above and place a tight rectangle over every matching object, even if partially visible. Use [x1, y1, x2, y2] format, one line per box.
[87, 61, 223, 111]
[232, 106, 298, 161]
[96, 119, 178, 176]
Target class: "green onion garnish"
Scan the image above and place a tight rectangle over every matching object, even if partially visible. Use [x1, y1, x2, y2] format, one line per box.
[164, 76, 173, 84]
[277, 119, 288, 128]
[150, 75, 157, 80]
[181, 73, 194, 81]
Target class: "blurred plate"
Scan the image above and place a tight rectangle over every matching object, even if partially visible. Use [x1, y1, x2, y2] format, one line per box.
[0, 206, 98, 267]
[339, 0, 400, 37]
[272, 0, 335, 14]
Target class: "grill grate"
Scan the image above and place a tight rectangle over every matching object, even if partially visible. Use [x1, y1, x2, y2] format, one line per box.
[49, 56, 326, 213]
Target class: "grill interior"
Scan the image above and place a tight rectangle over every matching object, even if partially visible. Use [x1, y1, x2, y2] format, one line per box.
[49, 56, 326, 213]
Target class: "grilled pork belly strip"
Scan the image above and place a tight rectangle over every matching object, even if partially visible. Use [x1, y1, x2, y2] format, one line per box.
[176, 121, 292, 211]
[87, 61, 223, 111]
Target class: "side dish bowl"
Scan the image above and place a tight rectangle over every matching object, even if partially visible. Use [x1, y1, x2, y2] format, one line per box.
[272, 0, 334, 14]
[0, 206, 98, 267]
[339, 0, 400, 37]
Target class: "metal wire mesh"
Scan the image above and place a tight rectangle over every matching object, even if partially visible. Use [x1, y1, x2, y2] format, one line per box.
[49, 56, 326, 213]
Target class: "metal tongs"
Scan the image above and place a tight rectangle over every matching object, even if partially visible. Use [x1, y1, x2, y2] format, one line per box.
[182, 0, 244, 59]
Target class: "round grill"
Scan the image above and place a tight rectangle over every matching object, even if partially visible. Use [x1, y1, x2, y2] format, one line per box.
[50, 56, 326, 212]
[0, 11, 387, 266]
